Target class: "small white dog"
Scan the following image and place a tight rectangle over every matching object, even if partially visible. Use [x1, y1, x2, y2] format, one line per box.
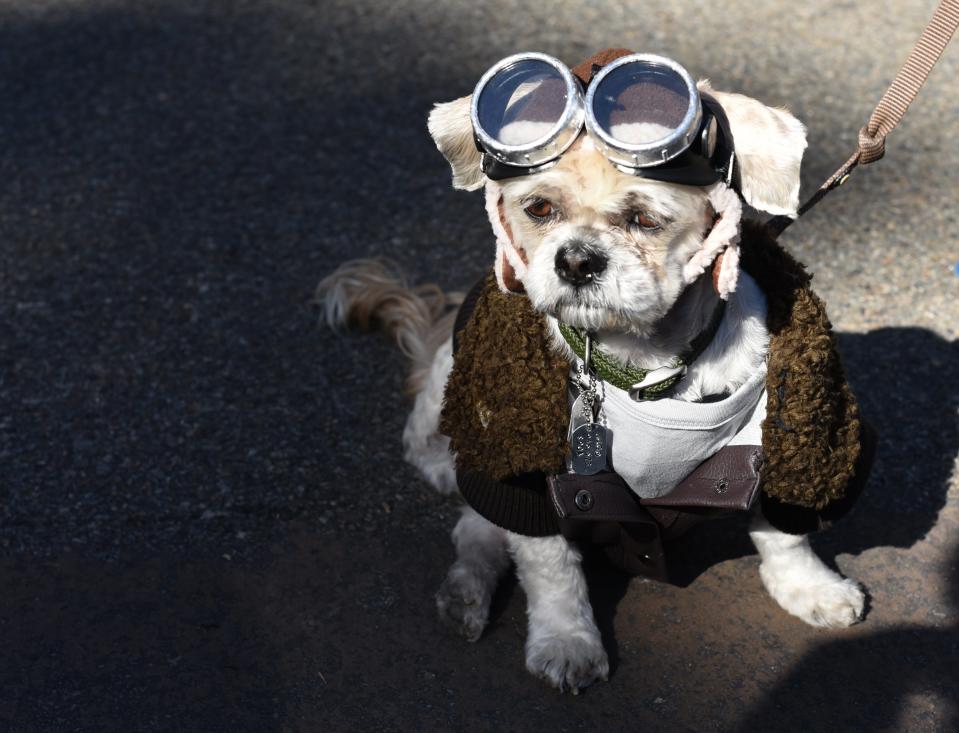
[319, 50, 866, 693]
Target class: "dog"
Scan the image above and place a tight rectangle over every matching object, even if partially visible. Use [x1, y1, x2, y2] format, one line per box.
[318, 51, 867, 694]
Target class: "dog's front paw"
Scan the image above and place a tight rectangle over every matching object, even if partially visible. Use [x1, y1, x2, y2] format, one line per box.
[525, 632, 609, 694]
[435, 563, 494, 642]
[760, 566, 866, 628]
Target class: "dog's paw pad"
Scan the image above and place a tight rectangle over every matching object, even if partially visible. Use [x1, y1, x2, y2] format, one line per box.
[435, 565, 492, 642]
[525, 633, 609, 693]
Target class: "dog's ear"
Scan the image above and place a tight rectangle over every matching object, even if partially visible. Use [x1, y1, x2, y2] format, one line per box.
[427, 95, 485, 191]
[698, 80, 807, 217]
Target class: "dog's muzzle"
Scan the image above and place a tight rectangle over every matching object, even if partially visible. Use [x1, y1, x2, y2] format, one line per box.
[471, 52, 736, 186]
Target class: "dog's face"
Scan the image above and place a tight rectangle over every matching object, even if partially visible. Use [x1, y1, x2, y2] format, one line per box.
[495, 139, 712, 333]
[428, 77, 807, 334]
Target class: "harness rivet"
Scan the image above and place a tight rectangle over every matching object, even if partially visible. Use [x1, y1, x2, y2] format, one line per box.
[574, 490, 594, 511]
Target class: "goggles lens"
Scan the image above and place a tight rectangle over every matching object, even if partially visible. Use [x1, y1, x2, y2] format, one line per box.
[471, 53, 722, 183]
[591, 62, 693, 146]
[475, 58, 570, 147]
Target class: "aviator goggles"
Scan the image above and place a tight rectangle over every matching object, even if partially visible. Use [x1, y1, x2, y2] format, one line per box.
[471, 52, 737, 188]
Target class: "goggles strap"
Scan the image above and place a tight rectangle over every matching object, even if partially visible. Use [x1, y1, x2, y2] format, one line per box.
[701, 93, 740, 193]
[481, 154, 552, 181]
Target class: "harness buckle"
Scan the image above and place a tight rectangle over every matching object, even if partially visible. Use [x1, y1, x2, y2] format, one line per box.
[628, 363, 687, 401]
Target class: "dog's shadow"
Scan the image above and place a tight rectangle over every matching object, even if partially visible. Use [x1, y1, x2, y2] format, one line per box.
[486, 326, 957, 675]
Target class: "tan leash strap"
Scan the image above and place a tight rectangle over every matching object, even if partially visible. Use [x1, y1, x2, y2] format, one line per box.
[769, 0, 959, 236]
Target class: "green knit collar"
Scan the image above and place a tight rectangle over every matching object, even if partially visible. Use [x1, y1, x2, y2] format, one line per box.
[557, 300, 727, 400]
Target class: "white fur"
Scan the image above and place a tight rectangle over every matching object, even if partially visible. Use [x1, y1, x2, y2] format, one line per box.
[508, 533, 609, 692]
[485, 181, 528, 292]
[402, 338, 457, 494]
[427, 95, 485, 191]
[436, 506, 510, 641]
[698, 80, 808, 217]
[318, 73, 853, 694]
[750, 515, 866, 627]
[509, 154, 714, 337]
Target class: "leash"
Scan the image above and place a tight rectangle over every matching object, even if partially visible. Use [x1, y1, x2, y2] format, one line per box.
[768, 0, 959, 236]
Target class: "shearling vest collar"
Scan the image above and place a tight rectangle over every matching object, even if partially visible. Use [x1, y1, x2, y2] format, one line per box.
[440, 221, 870, 537]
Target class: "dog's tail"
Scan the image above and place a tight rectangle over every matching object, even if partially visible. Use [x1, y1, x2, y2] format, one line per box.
[316, 258, 460, 392]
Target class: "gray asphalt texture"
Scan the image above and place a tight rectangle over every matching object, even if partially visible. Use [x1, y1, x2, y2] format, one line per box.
[1, 1, 957, 731]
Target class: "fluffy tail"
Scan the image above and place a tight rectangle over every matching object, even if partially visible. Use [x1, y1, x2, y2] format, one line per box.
[316, 258, 460, 392]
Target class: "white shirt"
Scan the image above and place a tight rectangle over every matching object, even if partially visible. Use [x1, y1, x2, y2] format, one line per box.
[569, 361, 767, 499]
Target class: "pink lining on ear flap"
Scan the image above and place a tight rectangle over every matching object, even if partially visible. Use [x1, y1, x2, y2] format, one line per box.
[485, 182, 528, 294]
[682, 182, 743, 300]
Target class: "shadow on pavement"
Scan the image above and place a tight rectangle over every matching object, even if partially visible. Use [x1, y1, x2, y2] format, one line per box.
[0, 555, 285, 729]
[826, 327, 958, 555]
[0, 1, 477, 557]
[2, 2, 956, 731]
[731, 542, 959, 733]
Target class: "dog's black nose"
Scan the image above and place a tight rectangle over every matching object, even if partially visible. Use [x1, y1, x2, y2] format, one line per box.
[555, 244, 607, 287]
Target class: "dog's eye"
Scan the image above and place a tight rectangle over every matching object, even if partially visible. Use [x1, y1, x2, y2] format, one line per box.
[524, 198, 554, 220]
[631, 211, 661, 231]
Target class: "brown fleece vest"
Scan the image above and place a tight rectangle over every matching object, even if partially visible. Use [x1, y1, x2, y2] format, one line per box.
[440, 221, 866, 525]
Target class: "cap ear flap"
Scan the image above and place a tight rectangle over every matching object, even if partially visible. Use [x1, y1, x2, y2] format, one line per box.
[485, 182, 527, 294]
[698, 80, 807, 217]
[427, 95, 485, 191]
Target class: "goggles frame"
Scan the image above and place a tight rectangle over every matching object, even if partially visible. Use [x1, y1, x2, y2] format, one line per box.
[471, 52, 736, 188]
[470, 52, 585, 171]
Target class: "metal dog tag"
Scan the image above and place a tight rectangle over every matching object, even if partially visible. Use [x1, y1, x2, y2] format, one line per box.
[569, 332, 607, 475]
[570, 422, 608, 475]
[567, 394, 592, 439]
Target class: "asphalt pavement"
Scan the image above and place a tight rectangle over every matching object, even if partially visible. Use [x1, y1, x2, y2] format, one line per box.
[1, 1, 957, 731]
